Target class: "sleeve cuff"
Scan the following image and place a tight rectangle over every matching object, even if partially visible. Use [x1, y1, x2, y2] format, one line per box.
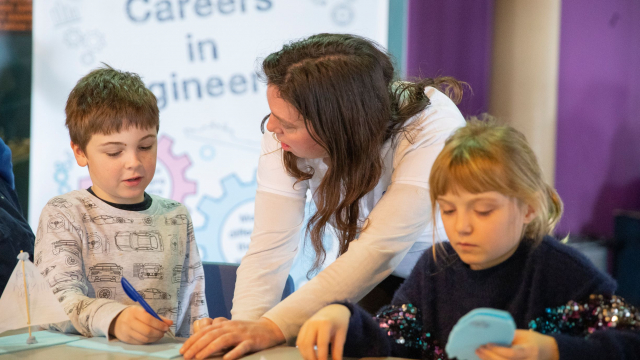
[551, 333, 606, 360]
[261, 313, 298, 346]
[94, 303, 130, 340]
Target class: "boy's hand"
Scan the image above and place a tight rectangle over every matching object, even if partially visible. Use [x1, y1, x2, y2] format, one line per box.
[476, 329, 560, 360]
[296, 304, 351, 360]
[110, 306, 173, 344]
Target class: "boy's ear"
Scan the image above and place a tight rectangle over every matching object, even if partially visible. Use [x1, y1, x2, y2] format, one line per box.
[71, 141, 88, 167]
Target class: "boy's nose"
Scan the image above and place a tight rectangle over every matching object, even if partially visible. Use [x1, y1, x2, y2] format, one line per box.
[124, 152, 143, 169]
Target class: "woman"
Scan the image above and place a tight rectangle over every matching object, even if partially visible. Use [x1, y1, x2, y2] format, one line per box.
[180, 33, 467, 360]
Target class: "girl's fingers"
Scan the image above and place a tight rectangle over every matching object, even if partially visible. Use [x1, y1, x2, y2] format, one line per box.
[476, 345, 530, 360]
[331, 328, 347, 360]
[297, 325, 319, 360]
[315, 324, 331, 360]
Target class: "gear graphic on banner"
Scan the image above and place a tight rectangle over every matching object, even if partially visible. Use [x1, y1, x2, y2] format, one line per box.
[78, 135, 196, 203]
[194, 174, 257, 263]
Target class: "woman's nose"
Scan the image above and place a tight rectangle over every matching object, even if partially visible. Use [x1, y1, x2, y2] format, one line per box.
[266, 116, 282, 134]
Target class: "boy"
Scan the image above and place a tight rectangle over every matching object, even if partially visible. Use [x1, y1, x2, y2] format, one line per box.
[34, 66, 207, 343]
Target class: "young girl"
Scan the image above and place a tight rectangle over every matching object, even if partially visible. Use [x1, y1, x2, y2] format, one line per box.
[296, 120, 640, 360]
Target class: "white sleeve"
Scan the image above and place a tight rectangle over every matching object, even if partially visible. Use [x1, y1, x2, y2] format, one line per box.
[230, 130, 309, 320]
[230, 190, 306, 321]
[263, 183, 432, 343]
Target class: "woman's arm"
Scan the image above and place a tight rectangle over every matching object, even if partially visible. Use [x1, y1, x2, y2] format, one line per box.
[264, 182, 433, 342]
[180, 184, 432, 360]
[231, 130, 308, 321]
[230, 190, 306, 321]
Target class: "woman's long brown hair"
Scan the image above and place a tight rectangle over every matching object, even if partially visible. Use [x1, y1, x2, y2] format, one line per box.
[261, 33, 464, 273]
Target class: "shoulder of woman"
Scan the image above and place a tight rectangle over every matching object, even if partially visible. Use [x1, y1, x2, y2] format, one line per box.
[397, 88, 465, 141]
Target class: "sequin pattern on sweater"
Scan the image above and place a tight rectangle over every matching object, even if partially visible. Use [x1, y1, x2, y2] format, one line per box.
[529, 294, 640, 336]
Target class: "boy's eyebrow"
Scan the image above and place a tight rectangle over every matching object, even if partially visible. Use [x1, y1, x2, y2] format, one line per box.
[98, 134, 156, 147]
[98, 141, 126, 147]
[270, 112, 295, 127]
[139, 134, 157, 141]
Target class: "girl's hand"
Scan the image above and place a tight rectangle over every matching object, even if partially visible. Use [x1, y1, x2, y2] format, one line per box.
[296, 304, 352, 360]
[180, 317, 285, 360]
[476, 329, 560, 360]
[110, 306, 173, 345]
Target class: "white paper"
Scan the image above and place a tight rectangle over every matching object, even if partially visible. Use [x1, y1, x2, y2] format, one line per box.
[0, 258, 69, 334]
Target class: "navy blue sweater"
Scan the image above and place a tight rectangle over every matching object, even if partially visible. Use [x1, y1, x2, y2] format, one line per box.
[0, 139, 35, 295]
[342, 236, 640, 359]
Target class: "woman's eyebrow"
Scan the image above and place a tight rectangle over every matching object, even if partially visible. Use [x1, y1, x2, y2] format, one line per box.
[270, 112, 295, 127]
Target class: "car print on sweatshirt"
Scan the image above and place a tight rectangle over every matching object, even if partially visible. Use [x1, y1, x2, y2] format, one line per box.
[115, 231, 164, 252]
[52, 240, 81, 257]
[137, 288, 171, 300]
[88, 263, 123, 282]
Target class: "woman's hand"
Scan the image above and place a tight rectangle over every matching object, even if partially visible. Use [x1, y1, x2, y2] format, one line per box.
[476, 329, 560, 360]
[193, 317, 228, 333]
[180, 317, 285, 360]
[109, 306, 173, 345]
[296, 304, 352, 360]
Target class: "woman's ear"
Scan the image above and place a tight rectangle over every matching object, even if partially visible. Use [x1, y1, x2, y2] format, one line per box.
[71, 141, 88, 167]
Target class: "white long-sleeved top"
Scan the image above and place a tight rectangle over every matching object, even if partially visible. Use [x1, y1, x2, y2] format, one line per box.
[231, 87, 466, 342]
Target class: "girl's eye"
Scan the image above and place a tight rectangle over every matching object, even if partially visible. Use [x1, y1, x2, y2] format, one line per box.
[106, 152, 121, 157]
[139, 146, 153, 151]
[475, 210, 493, 216]
[442, 209, 455, 215]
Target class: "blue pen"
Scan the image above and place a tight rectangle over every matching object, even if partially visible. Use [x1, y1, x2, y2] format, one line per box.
[121, 277, 176, 339]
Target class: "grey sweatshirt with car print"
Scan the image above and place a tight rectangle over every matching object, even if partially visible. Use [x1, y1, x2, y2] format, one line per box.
[34, 190, 207, 338]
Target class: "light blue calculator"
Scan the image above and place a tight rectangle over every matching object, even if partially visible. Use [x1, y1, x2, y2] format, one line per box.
[445, 308, 516, 360]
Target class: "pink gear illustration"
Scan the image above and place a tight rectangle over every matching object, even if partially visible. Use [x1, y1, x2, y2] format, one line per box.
[77, 135, 197, 203]
[157, 135, 197, 202]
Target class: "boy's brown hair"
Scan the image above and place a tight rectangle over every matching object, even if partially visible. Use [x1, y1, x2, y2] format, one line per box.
[65, 65, 159, 152]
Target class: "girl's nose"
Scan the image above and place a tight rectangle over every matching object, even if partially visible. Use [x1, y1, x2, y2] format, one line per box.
[455, 212, 472, 235]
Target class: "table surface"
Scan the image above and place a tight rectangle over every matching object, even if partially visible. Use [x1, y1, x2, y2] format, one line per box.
[0, 328, 409, 360]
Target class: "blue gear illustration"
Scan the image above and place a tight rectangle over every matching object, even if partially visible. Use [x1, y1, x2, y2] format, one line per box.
[194, 174, 257, 262]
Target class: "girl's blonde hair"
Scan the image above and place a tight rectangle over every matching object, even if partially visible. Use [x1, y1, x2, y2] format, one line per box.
[429, 118, 563, 244]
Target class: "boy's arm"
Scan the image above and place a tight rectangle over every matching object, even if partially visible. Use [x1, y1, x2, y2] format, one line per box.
[176, 212, 208, 337]
[35, 201, 129, 338]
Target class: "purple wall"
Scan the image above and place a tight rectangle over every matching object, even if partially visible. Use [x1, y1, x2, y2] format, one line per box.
[555, 0, 640, 238]
[406, 0, 494, 117]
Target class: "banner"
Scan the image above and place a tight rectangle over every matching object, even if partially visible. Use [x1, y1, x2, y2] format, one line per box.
[30, 0, 389, 287]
